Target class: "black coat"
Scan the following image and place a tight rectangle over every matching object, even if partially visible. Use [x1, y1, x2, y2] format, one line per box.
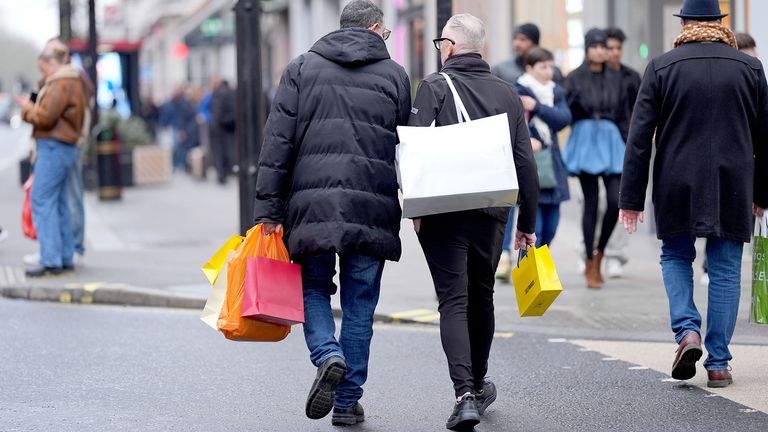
[620, 41, 768, 242]
[564, 63, 629, 141]
[515, 84, 572, 205]
[253, 28, 411, 260]
[407, 54, 539, 234]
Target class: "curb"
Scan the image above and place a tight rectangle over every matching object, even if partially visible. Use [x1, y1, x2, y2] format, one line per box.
[0, 285, 438, 326]
[0, 285, 206, 309]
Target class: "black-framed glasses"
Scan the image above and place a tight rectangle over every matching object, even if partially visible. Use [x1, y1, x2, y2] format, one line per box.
[382, 28, 391, 41]
[432, 37, 456, 50]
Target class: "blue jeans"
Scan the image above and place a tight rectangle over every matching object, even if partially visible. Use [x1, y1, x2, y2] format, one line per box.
[502, 207, 516, 251]
[535, 204, 561, 247]
[660, 235, 743, 370]
[299, 253, 385, 409]
[66, 157, 85, 255]
[32, 139, 80, 268]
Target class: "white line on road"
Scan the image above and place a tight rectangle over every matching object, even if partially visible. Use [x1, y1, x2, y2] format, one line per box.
[628, 366, 650, 370]
[602, 357, 619, 361]
[548, 338, 568, 343]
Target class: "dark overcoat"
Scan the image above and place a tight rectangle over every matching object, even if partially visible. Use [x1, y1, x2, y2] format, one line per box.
[253, 28, 411, 260]
[620, 41, 768, 242]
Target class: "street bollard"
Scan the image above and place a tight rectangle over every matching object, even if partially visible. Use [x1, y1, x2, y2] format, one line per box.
[96, 127, 122, 201]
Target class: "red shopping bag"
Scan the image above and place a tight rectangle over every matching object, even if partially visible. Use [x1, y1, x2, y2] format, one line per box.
[22, 175, 36, 240]
[242, 256, 304, 325]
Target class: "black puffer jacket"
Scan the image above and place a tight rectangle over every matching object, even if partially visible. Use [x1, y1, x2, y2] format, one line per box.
[253, 28, 411, 261]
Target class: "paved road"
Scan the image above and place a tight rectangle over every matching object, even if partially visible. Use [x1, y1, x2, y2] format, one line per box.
[1, 298, 767, 432]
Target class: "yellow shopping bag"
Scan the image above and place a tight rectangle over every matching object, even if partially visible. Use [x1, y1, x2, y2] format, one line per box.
[200, 236, 244, 330]
[511, 245, 563, 317]
[201, 235, 244, 285]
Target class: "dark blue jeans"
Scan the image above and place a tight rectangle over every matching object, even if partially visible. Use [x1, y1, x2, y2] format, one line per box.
[502, 207, 516, 251]
[660, 235, 743, 370]
[535, 203, 561, 247]
[298, 253, 385, 409]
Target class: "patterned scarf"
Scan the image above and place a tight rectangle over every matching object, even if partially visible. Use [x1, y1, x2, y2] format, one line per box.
[673, 21, 738, 49]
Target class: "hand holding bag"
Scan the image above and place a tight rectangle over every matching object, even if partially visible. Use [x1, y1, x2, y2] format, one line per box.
[752, 215, 768, 324]
[512, 245, 563, 317]
[217, 225, 292, 342]
[241, 228, 304, 325]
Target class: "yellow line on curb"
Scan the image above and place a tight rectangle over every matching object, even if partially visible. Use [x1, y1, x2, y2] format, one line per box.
[59, 292, 72, 303]
[494, 332, 515, 339]
[411, 313, 441, 323]
[83, 282, 106, 293]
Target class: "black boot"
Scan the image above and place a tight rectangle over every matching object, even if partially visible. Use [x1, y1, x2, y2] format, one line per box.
[331, 402, 365, 426]
[305, 356, 347, 420]
[475, 379, 497, 415]
[446, 393, 480, 431]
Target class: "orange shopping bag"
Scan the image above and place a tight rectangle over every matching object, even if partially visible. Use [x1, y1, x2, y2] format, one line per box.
[217, 224, 292, 342]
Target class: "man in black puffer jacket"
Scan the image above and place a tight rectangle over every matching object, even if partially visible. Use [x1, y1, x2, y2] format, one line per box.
[252, 0, 410, 426]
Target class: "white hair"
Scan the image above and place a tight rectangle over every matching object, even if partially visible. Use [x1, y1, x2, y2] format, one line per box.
[443, 13, 486, 54]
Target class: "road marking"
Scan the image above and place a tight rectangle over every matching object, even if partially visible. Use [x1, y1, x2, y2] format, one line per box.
[602, 357, 619, 361]
[494, 332, 515, 339]
[739, 409, 758, 413]
[59, 292, 72, 303]
[83, 282, 106, 292]
[548, 338, 567, 343]
[388, 309, 436, 319]
[628, 366, 649, 370]
[411, 313, 441, 323]
[661, 378, 679, 382]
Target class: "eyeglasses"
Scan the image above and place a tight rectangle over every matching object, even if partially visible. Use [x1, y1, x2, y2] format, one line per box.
[432, 37, 456, 50]
[382, 28, 391, 41]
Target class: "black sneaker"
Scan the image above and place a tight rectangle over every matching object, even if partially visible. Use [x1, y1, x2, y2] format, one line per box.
[25, 266, 64, 278]
[475, 379, 497, 415]
[331, 402, 365, 426]
[305, 356, 347, 420]
[446, 393, 480, 431]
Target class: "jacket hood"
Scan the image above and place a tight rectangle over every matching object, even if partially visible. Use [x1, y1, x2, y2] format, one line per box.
[310, 28, 390, 66]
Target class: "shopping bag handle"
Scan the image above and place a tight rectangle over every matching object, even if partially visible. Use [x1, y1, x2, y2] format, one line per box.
[439, 73, 471, 123]
[515, 245, 535, 268]
[757, 214, 768, 238]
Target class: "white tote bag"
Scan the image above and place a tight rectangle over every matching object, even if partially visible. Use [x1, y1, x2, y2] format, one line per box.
[396, 73, 519, 218]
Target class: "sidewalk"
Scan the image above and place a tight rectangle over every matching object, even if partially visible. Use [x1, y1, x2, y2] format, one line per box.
[1, 158, 766, 345]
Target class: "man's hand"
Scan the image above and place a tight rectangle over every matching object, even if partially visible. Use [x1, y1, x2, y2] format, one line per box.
[754, 203, 765, 218]
[413, 218, 421, 234]
[520, 95, 537, 112]
[619, 209, 644, 234]
[514, 231, 536, 251]
[262, 223, 282, 236]
[530, 137, 543, 154]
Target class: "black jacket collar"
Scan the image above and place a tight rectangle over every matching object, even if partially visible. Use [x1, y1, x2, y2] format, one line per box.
[440, 53, 490, 74]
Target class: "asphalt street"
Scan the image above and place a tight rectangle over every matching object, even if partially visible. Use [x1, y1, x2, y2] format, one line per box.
[1, 298, 767, 432]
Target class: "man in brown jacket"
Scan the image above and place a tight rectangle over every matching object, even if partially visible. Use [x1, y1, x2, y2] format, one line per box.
[17, 39, 87, 277]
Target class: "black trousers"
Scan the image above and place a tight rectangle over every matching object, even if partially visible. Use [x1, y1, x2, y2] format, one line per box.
[579, 173, 621, 259]
[417, 211, 505, 396]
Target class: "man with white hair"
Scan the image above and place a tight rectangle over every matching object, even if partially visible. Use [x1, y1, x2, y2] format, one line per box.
[408, 13, 539, 431]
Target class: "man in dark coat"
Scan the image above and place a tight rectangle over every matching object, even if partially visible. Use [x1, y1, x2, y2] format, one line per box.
[253, 0, 410, 426]
[408, 13, 538, 431]
[209, 79, 236, 184]
[619, 0, 767, 389]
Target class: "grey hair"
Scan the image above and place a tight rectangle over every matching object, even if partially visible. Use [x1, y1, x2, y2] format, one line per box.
[444, 14, 486, 53]
[340, 0, 384, 30]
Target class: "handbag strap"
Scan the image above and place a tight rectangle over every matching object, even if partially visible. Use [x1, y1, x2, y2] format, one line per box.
[439, 72, 471, 123]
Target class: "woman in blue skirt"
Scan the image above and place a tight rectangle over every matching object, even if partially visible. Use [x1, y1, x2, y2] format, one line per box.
[563, 28, 629, 289]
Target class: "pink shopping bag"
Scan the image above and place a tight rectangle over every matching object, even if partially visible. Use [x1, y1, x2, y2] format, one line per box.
[242, 256, 304, 325]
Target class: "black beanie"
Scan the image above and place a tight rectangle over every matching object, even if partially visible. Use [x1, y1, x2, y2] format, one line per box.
[584, 28, 607, 49]
[514, 23, 540, 46]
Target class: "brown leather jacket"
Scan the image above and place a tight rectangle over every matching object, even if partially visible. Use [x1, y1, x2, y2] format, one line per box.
[22, 65, 87, 146]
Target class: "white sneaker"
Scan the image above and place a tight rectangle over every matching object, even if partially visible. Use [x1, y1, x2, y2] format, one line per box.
[606, 258, 624, 279]
[495, 251, 511, 280]
[0, 228, 8, 244]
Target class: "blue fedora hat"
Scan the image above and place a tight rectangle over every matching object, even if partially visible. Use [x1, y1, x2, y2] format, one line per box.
[674, 0, 728, 20]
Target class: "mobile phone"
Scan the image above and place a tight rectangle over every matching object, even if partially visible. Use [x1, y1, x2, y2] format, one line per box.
[30, 92, 38, 103]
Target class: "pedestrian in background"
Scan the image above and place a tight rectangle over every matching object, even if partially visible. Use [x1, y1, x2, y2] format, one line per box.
[210, 79, 236, 185]
[516, 47, 572, 248]
[17, 39, 87, 277]
[253, 0, 410, 426]
[563, 28, 628, 289]
[492, 22, 563, 280]
[736, 32, 757, 56]
[620, 0, 767, 388]
[160, 85, 197, 171]
[409, 14, 538, 431]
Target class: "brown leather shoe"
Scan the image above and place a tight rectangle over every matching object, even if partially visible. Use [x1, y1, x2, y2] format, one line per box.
[593, 250, 605, 283]
[707, 369, 733, 388]
[585, 259, 602, 289]
[671, 332, 703, 380]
